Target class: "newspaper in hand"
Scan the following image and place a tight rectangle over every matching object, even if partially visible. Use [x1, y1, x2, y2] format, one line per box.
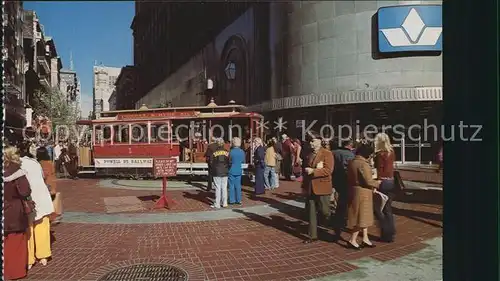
[374, 190, 389, 213]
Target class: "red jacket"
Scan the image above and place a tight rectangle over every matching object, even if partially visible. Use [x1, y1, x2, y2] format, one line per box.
[3, 164, 32, 233]
[374, 151, 395, 178]
[282, 139, 293, 156]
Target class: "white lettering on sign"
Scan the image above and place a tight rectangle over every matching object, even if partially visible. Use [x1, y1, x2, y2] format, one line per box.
[94, 158, 154, 168]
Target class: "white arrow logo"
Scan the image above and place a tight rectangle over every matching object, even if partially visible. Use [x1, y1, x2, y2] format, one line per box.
[381, 8, 442, 47]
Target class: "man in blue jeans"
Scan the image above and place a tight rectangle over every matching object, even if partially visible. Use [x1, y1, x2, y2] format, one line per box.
[228, 137, 245, 205]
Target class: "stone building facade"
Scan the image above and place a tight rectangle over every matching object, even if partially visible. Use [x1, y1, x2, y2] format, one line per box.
[4, 0, 26, 141]
[60, 69, 81, 116]
[108, 90, 117, 111]
[93, 65, 121, 116]
[23, 11, 64, 116]
[114, 65, 137, 110]
[132, 1, 443, 164]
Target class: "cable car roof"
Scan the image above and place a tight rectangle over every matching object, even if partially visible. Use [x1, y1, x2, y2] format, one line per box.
[77, 101, 263, 125]
[99, 104, 248, 117]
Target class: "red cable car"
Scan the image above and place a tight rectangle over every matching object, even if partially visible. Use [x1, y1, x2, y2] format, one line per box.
[76, 101, 264, 178]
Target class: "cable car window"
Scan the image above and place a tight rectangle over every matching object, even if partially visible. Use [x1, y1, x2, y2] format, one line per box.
[102, 125, 112, 141]
[113, 125, 128, 143]
[131, 124, 148, 143]
[155, 123, 171, 142]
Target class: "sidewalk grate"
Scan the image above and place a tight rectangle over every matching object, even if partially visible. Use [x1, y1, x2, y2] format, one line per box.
[98, 264, 188, 281]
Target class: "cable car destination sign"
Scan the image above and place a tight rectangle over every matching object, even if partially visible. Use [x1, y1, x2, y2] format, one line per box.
[117, 111, 198, 120]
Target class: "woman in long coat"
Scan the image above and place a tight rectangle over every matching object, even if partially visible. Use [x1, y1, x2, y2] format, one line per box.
[3, 146, 32, 280]
[253, 137, 266, 195]
[346, 143, 381, 250]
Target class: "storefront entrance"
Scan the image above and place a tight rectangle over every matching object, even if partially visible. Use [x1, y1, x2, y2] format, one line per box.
[387, 128, 433, 164]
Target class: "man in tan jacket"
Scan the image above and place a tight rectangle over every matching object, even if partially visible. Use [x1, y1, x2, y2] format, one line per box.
[302, 132, 334, 244]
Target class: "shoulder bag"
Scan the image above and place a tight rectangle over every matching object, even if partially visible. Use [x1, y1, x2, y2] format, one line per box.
[15, 180, 36, 215]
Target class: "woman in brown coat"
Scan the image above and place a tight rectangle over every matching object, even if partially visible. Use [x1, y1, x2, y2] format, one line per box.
[3, 146, 32, 280]
[346, 143, 381, 250]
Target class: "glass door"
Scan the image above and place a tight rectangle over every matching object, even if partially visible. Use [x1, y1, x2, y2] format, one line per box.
[403, 128, 421, 164]
[384, 128, 403, 164]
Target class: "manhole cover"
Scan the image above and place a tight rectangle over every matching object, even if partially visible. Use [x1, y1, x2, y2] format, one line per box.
[98, 264, 188, 281]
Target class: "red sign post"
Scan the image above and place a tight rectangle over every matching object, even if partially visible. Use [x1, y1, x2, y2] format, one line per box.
[152, 158, 177, 209]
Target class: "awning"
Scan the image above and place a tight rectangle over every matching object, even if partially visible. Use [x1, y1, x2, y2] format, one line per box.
[248, 87, 443, 112]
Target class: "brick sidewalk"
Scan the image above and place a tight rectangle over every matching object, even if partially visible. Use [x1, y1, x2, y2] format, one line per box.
[55, 178, 303, 213]
[23, 179, 442, 281]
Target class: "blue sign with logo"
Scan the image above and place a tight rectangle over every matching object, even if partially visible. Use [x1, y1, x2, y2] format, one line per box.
[377, 5, 442, 53]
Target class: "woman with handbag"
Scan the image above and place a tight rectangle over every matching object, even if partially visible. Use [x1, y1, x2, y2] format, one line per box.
[37, 147, 62, 224]
[19, 142, 55, 269]
[3, 146, 32, 280]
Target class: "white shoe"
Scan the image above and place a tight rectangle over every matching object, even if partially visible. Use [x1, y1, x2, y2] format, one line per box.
[40, 258, 48, 266]
[210, 205, 220, 209]
[28, 264, 33, 270]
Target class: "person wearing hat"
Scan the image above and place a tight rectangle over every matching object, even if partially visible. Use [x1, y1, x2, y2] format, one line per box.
[302, 132, 334, 244]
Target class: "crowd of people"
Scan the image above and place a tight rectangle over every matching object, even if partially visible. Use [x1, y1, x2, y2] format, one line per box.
[8, 139, 81, 180]
[203, 131, 405, 248]
[3, 140, 67, 280]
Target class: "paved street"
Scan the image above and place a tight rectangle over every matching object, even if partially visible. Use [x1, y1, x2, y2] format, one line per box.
[25, 178, 442, 281]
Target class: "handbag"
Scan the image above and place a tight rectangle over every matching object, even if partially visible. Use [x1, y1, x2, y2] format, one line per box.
[393, 171, 406, 192]
[292, 163, 302, 175]
[275, 152, 283, 161]
[15, 181, 35, 215]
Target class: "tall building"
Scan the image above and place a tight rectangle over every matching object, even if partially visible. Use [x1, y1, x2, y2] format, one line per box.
[92, 65, 121, 116]
[23, 11, 63, 114]
[132, 1, 443, 164]
[3, 0, 27, 141]
[60, 69, 81, 116]
[130, 2, 252, 107]
[114, 65, 136, 110]
[108, 90, 117, 111]
[45, 36, 63, 89]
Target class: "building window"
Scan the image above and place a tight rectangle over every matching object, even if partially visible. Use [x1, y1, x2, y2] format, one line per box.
[224, 62, 236, 80]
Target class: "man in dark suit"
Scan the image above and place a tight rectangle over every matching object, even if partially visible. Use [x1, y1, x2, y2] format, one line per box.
[302, 132, 335, 243]
[332, 139, 355, 239]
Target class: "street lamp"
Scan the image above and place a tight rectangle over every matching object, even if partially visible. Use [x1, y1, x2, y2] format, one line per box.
[224, 62, 236, 80]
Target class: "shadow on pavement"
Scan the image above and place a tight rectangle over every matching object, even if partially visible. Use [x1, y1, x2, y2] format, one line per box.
[182, 190, 214, 205]
[392, 206, 443, 228]
[237, 189, 343, 243]
[50, 230, 56, 246]
[233, 209, 309, 240]
[137, 195, 160, 202]
[273, 191, 306, 203]
[189, 182, 207, 190]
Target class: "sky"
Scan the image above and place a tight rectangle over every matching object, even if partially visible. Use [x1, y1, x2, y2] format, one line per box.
[24, 1, 134, 117]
